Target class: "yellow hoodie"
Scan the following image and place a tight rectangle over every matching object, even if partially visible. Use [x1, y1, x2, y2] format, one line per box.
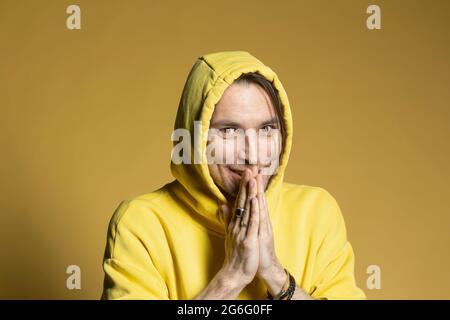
[101, 51, 366, 300]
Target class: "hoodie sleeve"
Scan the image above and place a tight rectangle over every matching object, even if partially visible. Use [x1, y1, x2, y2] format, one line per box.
[309, 189, 366, 300]
[101, 200, 169, 300]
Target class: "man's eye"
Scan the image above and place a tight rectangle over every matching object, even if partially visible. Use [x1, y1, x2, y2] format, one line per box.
[261, 125, 274, 134]
[220, 127, 237, 137]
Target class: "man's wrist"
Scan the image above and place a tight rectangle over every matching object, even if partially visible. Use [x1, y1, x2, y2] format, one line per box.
[217, 267, 249, 292]
[259, 263, 287, 296]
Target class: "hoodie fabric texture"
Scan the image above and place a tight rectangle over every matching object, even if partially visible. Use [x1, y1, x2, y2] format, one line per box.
[101, 51, 366, 300]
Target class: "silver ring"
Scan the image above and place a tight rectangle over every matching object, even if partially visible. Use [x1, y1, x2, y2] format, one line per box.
[235, 207, 246, 218]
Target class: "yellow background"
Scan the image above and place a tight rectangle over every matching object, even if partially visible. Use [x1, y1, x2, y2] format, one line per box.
[1, 0, 449, 299]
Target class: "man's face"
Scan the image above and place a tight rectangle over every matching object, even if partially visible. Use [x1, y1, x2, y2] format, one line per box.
[207, 82, 282, 199]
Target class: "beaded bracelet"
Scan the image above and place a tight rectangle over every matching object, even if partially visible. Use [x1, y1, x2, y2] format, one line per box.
[267, 269, 296, 300]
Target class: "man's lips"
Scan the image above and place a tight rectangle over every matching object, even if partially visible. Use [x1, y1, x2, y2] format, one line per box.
[228, 167, 266, 177]
[228, 168, 244, 177]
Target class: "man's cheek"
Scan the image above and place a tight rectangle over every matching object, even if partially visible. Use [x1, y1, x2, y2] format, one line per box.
[259, 134, 281, 158]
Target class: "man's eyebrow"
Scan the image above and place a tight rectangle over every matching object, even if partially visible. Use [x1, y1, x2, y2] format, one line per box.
[211, 117, 280, 127]
[210, 120, 241, 127]
[260, 117, 280, 127]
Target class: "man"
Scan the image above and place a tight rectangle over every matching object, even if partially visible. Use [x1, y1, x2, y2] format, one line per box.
[101, 51, 365, 300]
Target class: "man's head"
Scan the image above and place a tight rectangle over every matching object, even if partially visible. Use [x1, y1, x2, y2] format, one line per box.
[207, 72, 286, 199]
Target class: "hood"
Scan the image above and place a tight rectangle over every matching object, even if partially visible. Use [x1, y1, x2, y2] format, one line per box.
[170, 51, 293, 236]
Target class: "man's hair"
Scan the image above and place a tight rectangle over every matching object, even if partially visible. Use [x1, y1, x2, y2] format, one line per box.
[234, 72, 286, 162]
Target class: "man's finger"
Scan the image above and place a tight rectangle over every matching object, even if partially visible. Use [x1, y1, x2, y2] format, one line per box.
[248, 175, 257, 199]
[256, 173, 264, 198]
[256, 174, 267, 219]
[220, 203, 232, 227]
[239, 178, 255, 236]
[234, 170, 250, 215]
[219, 203, 235, 234]
[246, 197, 259, 238]
[256, 174, 270, 234]
[233, 170, 250, 234]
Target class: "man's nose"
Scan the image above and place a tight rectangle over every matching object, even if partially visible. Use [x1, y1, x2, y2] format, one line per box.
[237, 132, 258, 165]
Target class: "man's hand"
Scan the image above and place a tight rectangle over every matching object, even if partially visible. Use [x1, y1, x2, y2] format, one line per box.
[254, 172, 287, 296]
[195, 169, 260, 299]
[219, 169, 260, 286]
[254, 170, 314, 300]
[196, 167, 313, 300]
[221, 167, 286, 296]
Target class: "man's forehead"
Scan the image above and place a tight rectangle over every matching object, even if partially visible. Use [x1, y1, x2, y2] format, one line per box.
[211, 84, 278, 126]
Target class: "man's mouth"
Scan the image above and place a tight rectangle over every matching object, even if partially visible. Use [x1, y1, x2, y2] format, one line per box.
[228, 168, 244, 177]
[228, 167, 265, 177]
